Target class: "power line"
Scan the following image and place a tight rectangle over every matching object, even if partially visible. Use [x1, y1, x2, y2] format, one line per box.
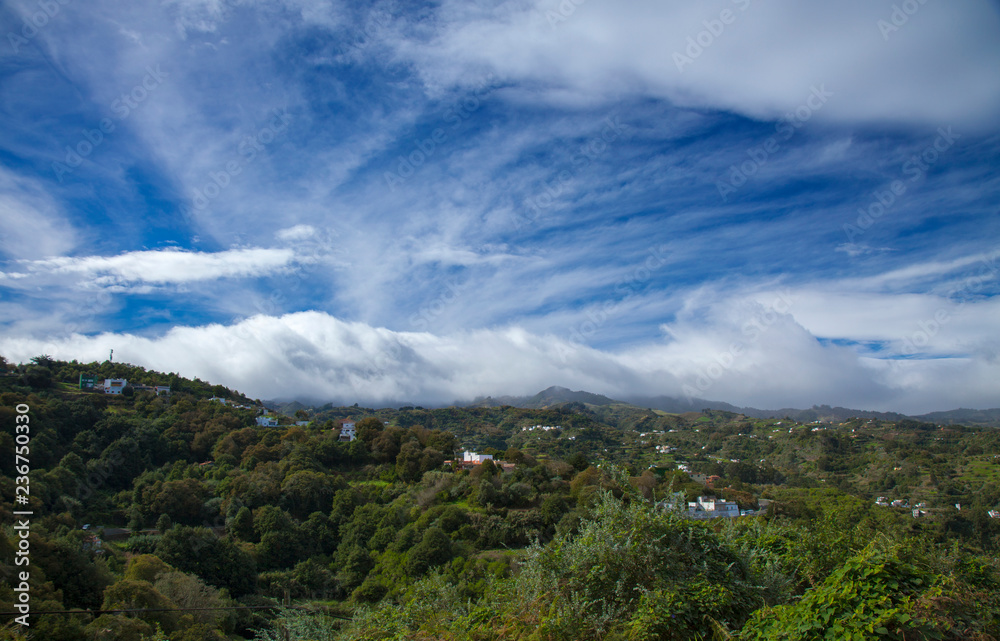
[0, 605, 353, 620]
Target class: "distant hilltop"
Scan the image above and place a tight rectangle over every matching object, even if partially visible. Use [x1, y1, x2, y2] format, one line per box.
[466, 386, 1000, 427]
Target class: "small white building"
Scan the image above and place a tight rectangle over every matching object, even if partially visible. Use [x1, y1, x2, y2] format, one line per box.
[104, 379, 127, 394]
[463, 451, 493, 464]
[339, 421, 356, 442]
[256, 415, 278, 427]
[685, 496, 740, 519]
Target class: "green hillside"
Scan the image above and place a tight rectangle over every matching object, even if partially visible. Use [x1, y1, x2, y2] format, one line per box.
[1, 356, 998, 640]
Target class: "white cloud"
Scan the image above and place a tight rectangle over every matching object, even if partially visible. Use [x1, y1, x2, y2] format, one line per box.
[398, 0, 1000, 128]
[1, 247, 295, 286]
[1, 302, 997, 414]
[0, 168, 78, 260]
[276, 225, 318, 242]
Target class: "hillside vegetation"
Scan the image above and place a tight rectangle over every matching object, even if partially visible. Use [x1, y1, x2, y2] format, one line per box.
[1, 357, 999, 640]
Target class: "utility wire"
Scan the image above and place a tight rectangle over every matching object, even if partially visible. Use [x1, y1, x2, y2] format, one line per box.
[0, 605, 353, 620]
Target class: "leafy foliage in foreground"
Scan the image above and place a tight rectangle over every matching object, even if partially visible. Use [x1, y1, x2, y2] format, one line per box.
[333, 491, 1000, 641]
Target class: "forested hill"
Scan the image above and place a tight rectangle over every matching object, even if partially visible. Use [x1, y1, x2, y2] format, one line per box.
[1, 356, 999, 640]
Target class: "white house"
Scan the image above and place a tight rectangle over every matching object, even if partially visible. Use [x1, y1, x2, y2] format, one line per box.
[685, 496, 740, 519]
[339, 421, 356, 442]
[104, 378, 127, 394]
[256, 415, 278, 427]
[463, 451, 493, 464]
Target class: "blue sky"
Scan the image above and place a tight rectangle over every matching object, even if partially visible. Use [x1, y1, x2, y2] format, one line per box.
[1, 0, 999, 412]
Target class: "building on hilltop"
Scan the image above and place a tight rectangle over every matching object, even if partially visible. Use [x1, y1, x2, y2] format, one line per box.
[256, 415, 278, 427]
[104, 378, 127, 394]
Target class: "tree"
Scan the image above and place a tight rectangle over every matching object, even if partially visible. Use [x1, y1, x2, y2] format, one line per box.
[355, 417, 385, 443]
[253, 505, 294, 538]
[396, 440, 424, 482]
[124, 554, 174, 583]
[567, 452, 589, 471]
[21, 364, 53, 388]
[30, 354, 55, 367]
[405, 527, 453, 576]
[229, 506, 254, 541]
[147, 478, 208, 525]
[153, 570, 229, 629]
[280, 470, 336, 519]
[155, 526, 257, 596]
[102, 579, 180, 632]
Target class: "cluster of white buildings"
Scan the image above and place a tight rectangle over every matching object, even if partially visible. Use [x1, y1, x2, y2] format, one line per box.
[522, 424, 561, 431]
[876, 497, 939, 518]
[463, 451, 493, 464]
[875, 497, 921, 508]
[442, 450, 515, 471]
[80, 375, 169, 396]
[209, 397, 253, 410]
[662, 496, 751, 519]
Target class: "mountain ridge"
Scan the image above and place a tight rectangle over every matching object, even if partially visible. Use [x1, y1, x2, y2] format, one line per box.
[270, 385, 1000, 427]
[463, 385, 1000, 426]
